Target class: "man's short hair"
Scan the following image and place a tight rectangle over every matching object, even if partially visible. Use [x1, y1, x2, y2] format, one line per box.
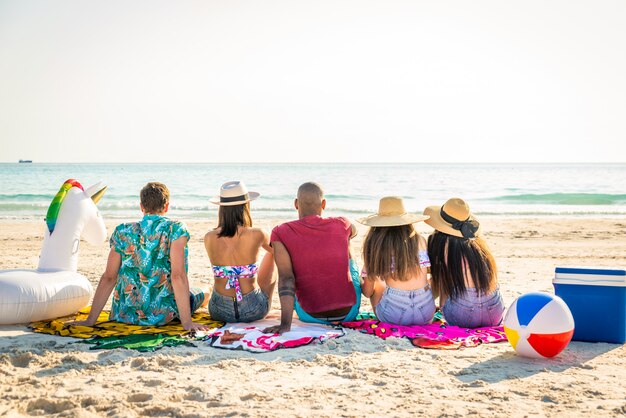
[296, 182, 325, 215]
[297, 182, 324, 200]
[140, 182, 170, 213]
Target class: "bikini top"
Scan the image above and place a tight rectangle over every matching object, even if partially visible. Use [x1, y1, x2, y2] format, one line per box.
[212, 263, 259, 302]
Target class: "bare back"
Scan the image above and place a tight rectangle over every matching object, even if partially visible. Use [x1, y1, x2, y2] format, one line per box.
[204, 227, 272, 297]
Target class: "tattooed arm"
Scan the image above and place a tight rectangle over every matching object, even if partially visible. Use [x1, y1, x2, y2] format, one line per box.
[263, 241, 296, 334]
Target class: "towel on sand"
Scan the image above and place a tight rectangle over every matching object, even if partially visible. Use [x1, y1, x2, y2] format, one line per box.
[79, 334, 196, 352]
[204, 316, 345, 353]
[29, 306, 224, 338]
[342, 312, 507, 349]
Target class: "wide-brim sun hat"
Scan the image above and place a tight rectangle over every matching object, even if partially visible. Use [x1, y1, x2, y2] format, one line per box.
[209, 181, 260, 206]
[357, 196, 429, 227]
[423, 197, 481, 238]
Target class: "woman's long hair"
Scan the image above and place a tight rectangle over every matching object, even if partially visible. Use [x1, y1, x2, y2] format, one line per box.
[362, 225, 421, 281]
[427, 231, 497, 299]
[217, 203, 252, 238]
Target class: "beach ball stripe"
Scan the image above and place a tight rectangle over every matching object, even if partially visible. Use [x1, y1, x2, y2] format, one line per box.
[503, 327, 521, 350]
[527, 330, 575, 358]
[516, 292, 552, 326]
[503, 292, 574, 358]
[525, 296, 575, 334]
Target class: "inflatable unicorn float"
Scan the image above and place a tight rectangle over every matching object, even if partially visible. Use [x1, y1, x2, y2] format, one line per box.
[0, 179, 107, 324]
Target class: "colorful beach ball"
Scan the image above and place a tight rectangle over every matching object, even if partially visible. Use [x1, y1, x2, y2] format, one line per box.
[503, 292, 574, 358]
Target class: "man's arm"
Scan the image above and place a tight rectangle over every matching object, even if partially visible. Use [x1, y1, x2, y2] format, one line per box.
[170, 237, 209, 332]
[349, 223, 358, 239]
[67, 248, 121, 326]
[263, 241, 296, 334]
[348, 221, 358, 259]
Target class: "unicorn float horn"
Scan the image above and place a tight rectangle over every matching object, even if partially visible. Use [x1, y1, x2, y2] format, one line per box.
[38, 179, 108, 272]
[85, 181, 107, 204]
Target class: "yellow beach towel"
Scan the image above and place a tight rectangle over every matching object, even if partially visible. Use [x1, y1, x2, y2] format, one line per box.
[29, 307, 224, 339]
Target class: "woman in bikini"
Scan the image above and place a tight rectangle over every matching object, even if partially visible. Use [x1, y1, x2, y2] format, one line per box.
[358, 196, 436, 326]
[204, 181, 276, 322]
[423, 198, 505, 328]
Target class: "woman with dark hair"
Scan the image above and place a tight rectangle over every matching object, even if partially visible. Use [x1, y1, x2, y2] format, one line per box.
[204, 181, 275, 322]
[423, 198, 505, 328]
[358, 196, 435, 326]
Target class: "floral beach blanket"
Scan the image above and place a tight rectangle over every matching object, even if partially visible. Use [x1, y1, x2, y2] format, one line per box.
[343, 312, 507, 349]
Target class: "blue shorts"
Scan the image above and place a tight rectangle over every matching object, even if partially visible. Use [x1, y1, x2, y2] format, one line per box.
[189, 287, 206, 313]
[442, 287, 505, 328]
[209, 288, 270, 323]
[375, 284, 436, 326]
[294, 259, 362, 325]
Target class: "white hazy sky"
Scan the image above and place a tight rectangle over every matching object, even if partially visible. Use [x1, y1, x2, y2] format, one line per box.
[0, 0, 625, 163]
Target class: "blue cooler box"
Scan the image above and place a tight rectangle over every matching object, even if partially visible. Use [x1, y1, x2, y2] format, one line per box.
[553, 266, 626, 344]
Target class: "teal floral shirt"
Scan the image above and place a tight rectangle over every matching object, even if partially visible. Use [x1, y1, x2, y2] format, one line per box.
[109, 214, 189, 326]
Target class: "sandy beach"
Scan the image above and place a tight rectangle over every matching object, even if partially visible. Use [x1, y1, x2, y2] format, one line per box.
[1, 216, 625, 417]
[2, 0, 626, 415]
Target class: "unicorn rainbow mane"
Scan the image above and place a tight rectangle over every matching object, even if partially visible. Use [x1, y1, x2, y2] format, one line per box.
[45, 179, 84, 234]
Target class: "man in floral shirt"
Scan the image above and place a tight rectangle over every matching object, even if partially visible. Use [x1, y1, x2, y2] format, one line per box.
[71, 182, 208, 331]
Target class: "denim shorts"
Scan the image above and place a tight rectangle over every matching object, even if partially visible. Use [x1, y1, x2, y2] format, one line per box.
[375, 285, 436, 326]
[442, 287, 505, 328]
[189, 287, 206, 314]
[208, 288, 270, 323]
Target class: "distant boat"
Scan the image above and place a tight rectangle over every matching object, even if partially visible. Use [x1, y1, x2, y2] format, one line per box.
[19, 160, 33, 163]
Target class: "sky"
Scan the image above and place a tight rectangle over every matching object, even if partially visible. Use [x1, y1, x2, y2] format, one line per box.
[0, 0, 625, 163]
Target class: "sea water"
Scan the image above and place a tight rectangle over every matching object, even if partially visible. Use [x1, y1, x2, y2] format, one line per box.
[0, 163, 625, 221]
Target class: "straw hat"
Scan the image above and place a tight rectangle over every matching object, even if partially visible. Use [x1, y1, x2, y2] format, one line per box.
[357, 196, 429, 227]
[423, 198, 481, 238]
[209, 181, 260, 206]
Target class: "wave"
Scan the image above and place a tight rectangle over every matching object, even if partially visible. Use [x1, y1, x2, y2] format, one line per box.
[489, 193, 626, 205]
[0, 193, 55, 200]
[0, 203, 50, 210]
[3, 192, 626, 219]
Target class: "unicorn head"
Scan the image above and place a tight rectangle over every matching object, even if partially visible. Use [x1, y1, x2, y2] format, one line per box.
[38, 179, 108, 272]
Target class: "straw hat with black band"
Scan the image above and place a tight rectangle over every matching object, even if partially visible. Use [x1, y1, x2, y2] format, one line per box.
[209, 181, 260, 206]
[357, 196, 429, 227]
[423, 198, 481, 239]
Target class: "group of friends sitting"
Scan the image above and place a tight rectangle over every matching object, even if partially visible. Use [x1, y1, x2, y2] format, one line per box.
[70, 180, 505, 334]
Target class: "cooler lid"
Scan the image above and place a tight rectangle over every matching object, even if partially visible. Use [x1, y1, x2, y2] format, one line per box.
[555, 266, 626, 276]
[554, 266, 626, 286]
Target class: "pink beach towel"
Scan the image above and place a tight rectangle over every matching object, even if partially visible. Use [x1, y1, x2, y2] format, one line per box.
[204, 316, 344, 353]
[342, 319, 507, 349]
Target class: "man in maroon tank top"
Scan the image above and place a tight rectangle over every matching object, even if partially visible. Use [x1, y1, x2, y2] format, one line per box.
[264, 182, 361, 334]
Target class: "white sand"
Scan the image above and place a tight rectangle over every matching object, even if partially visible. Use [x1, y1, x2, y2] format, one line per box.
[1, 217, 625, 417]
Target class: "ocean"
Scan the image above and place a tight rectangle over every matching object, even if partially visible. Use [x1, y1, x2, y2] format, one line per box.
[1, 163, 625, 221]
